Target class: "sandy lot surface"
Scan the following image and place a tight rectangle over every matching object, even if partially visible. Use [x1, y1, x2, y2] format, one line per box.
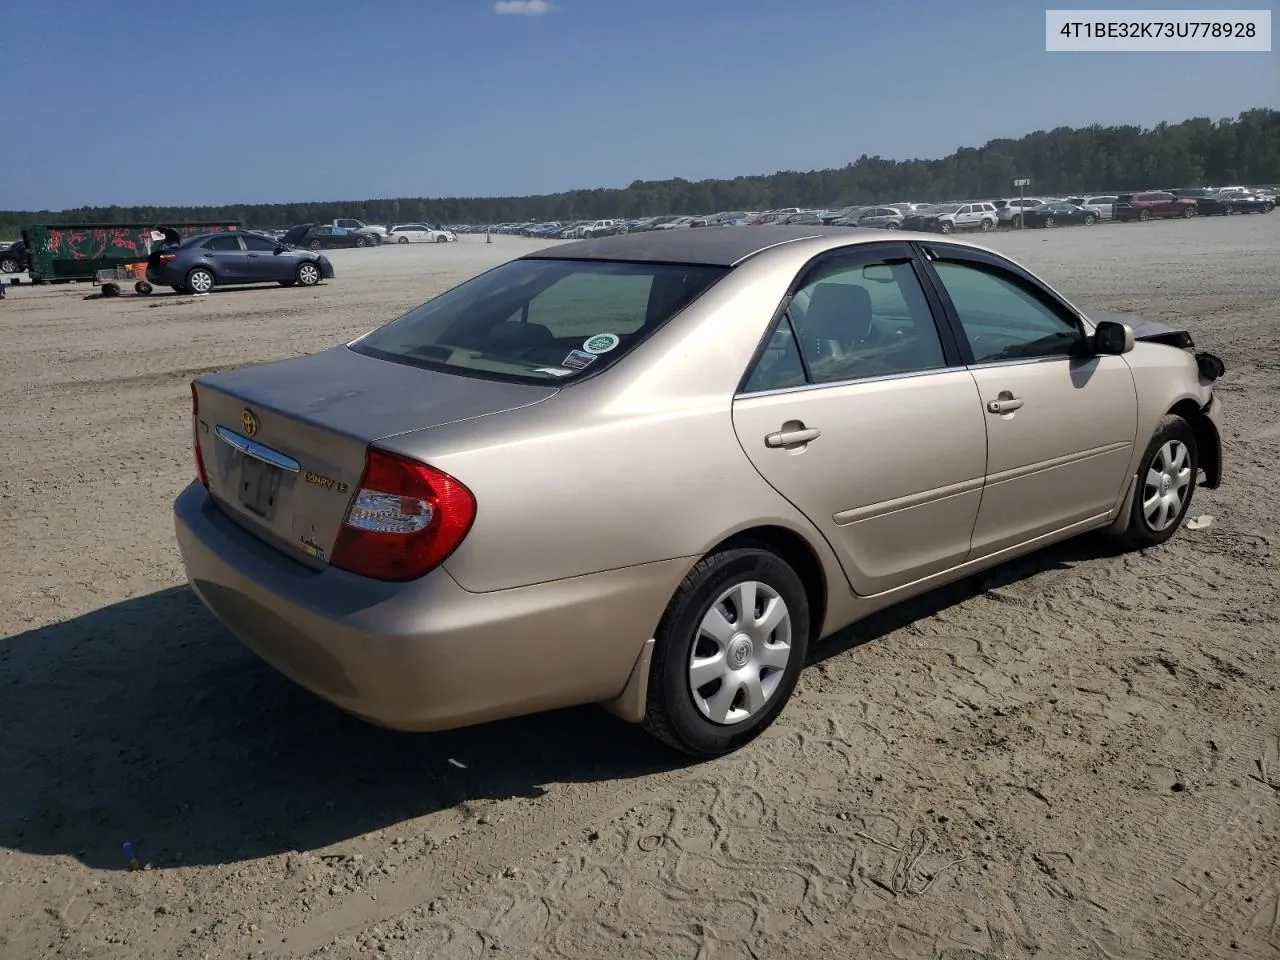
[1, 219, 1277, 960]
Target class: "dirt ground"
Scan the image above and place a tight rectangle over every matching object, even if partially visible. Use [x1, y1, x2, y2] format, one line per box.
[1, 218, 1277, 960]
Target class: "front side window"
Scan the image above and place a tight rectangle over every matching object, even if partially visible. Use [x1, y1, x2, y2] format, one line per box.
[352, 258, 726, 383]
[241, 234, 277, 251]
[743, 256, 946, 391]
[931, 260, 1084, 364]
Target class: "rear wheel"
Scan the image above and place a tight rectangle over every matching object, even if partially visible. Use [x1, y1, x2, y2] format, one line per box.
[1044, 216, 1057, 228]
[1084, 214, 1097, 225]
[0, 256, 19, 274]
[1113, 415, 1198, 551]
[186, 268, 215, 294]
[435, 234, 448, 243]
[309, 240, 321, 251]
[642, 546, 810, 758]
[355, 235, 369, 248]
[1010, 215, 1022, 229]
[884, 221, 899, 230]
[980, 218, 993, 232]
[1182, 205, 1195, 218]
[296, 261, 321, 286]
[398, 236, 409, 244]
[1138, 208, 1151, 221]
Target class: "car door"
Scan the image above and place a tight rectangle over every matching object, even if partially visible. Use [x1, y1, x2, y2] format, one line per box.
[732, 242, 987, 596]
[239, 232, 284, 280]
[952, 204, 972, 229]
[201, 233, 248, 281]
[919, 243, 1138, 557]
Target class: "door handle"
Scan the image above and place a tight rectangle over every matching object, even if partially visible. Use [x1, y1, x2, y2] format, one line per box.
[987, 397, 1024, 414]
[765, 426, 820, 448]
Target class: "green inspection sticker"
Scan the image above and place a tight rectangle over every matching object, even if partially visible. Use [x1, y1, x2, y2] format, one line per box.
[582, 333, 620, 354]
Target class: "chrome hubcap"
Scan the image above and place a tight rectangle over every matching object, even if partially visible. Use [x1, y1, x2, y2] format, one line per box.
[190, 272, 211, 292]
[689, 580, 791, 726]
[1142, 440, 1191, 531]
[300, 265, 318, 283]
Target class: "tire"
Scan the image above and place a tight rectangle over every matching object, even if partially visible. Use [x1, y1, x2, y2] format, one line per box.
[186, 268, 215, 295]
[980, 218, 993, 232]
[1044, 216, 1056, 228]
[939, 221, 954, 234]
[1182, 205, 1195, 218]
[0, 257, 19, 274]
[398, 236, 409, 244]
[1224, 204, 1235, 216]
[1138, 209, 1151, 221]
[1084, 214, 1096, 225]
[435, 234, 448, 243]
[1112, 415, 1198, 551]
[1010, 215, 1022, 229]
[134, 281, 152, 295]
[309, 240, 321, 251]
[884, 221, 899, 230]
[101, 282, 120, 297]
[296, 261, 322, 286]
[355, 235, 368, 248]
[641, 546, 810, 758]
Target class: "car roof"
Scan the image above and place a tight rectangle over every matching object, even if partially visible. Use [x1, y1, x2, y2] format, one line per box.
[519, 225, 911, 267]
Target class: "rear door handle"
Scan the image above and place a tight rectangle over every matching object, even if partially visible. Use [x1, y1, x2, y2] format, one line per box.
[987, 397, 1024, 414]
[765, 427, 820, 448]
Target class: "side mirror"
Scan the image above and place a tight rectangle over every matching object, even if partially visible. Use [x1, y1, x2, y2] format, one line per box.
[1093, 319, 1134, 355]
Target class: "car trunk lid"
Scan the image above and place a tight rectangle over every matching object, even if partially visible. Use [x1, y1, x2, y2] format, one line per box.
[193, 346, 557, 568]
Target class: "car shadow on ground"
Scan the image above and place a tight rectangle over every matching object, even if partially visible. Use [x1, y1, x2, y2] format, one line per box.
[0, 536, 1116, 873]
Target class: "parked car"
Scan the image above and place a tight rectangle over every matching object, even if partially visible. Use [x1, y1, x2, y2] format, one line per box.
[283, 223, 373, 250]
[901, 204, 956, 230]
[1022, 201, 1098, 228]
[1113, 192, 1198, 221]
[997, 197, 1046, 228]
[1203, 190, 1275, 214]
[147, 231, 334, 294]
[1067, 195, 1118, 220]
[176, 226, 1223, 758]
[0, 240, 26, 274]
[853, 206, 905, 229]
[930, 201, 998, 233]
[388, 224, 458, 243]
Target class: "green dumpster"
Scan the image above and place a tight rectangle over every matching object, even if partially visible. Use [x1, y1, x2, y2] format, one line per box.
[20, 221, 241, 283]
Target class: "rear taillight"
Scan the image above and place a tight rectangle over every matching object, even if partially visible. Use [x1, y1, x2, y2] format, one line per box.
[191, 383, 208, 487]
[330, 448, 476, 581]
[158, 253, 177, 265]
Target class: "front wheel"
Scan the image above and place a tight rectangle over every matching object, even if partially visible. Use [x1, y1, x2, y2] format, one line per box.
[884, 221, 899, 230]
[1084, 214, 1097, 225]
[398, 236, 409, 244]
[980, 218, 993, 232]
[1044, 216, 1056, 228]
[296, 261, 321, 286]
[435, 234, 448, 243]
[1183, 205, 1195, 218]
[938, 221, 954, 234]
[641, 546, 810, 758]
[1112, 414, 1198, 551]
[0, 257, 19, 274]
[1138, 209, 1151, 221]
[309, 240, 322, 251]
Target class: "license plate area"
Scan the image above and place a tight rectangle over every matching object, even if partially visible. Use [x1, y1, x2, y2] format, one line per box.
[238, 456, 282, 519]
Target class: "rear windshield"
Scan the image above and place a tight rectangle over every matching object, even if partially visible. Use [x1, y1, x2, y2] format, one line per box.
[350, 257, 728, 383]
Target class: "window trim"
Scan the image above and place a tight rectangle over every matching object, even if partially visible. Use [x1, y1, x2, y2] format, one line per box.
[912, 241, 1091, 367]
[734, 241, 964, 397]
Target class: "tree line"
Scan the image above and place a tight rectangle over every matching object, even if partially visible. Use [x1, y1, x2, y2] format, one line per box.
[2, 108, 1276, 236]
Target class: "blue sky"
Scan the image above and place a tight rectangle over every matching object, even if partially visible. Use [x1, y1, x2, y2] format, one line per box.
[4, 0, 1276, 209]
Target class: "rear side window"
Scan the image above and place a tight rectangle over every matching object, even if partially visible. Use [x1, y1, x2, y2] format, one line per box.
[204, 235, 241, 251]
[352, 258, 726, 383]
[742, 257, 946, 392]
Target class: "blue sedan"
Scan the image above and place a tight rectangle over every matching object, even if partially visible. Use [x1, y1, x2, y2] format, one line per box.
[147, 231, 335, 294]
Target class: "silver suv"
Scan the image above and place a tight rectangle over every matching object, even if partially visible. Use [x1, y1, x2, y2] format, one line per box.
[932, 201, 999, 233]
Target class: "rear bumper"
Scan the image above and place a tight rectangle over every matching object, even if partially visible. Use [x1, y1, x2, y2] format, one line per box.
[173, 482, 680, 731]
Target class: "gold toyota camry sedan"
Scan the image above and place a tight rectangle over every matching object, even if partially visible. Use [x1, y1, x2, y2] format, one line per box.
[175, 226, 1225, 757]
